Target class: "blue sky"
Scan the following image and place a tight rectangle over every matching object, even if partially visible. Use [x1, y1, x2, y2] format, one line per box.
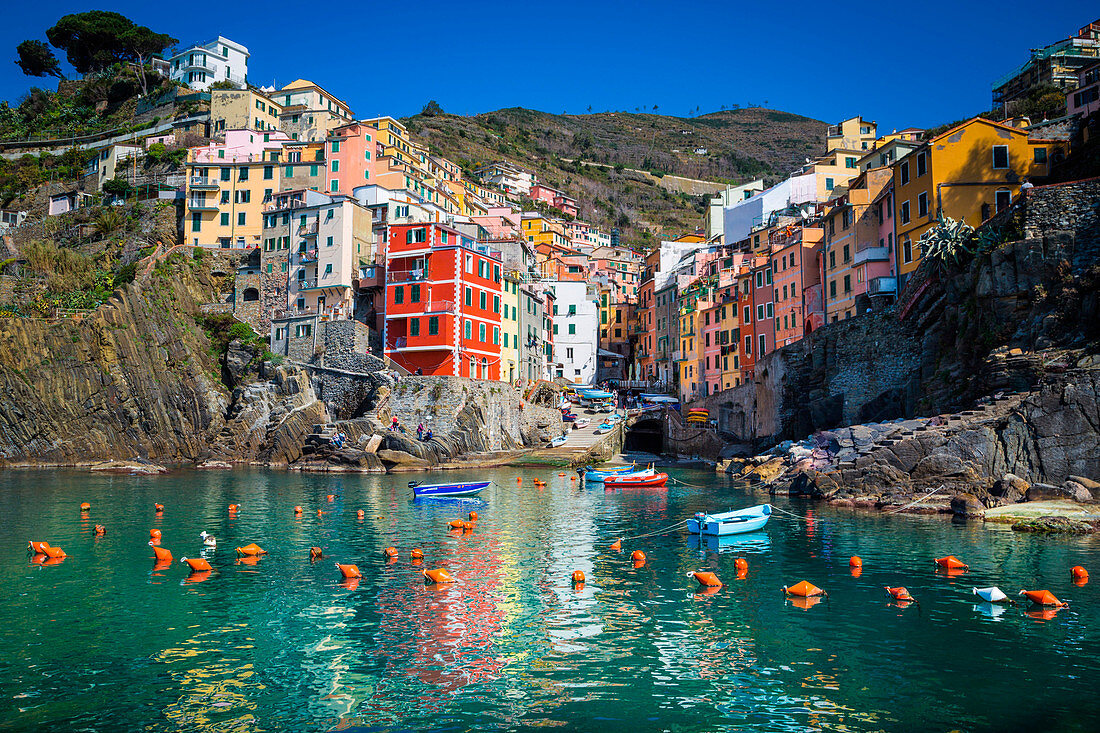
[1, 1, 1094, 132]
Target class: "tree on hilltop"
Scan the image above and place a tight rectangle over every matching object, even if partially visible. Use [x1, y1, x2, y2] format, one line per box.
[44, 11, 175, 79]
[421, 100, 443, 116]
[15, 40, 64, 79]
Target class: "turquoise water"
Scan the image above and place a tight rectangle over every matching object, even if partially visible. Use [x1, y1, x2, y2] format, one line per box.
[2, 467, 1099, 732]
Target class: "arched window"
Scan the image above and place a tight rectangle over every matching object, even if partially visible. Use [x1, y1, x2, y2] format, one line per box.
[242, 288, 259, 302]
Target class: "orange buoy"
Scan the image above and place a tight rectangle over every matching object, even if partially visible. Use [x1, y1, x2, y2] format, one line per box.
[517, 477, 523, 484]
[94, 525, 105, 536]
[783, 580, 825, 597]
[462, 521, 474, 532]
[383, 546, 398, 558]
[154, 503, 164, 513]
[294, 506, 303, 515]
[934, 555, 968, 571]
[885, 586, 916, 602]
[149, 529, 162, 540]
[631, 550, 646, 562]
[182, 557, 213, 571]
[357, 510, 365, 519]
[43, 546, 67, 559]
[28, 540, 51, 554]
[469, 511, 479, 521]
[411, 548, 424, 560]
[448, 519, 465, 529]
[336, 563, 361, 579]
[423, 568, 456, 584]
[690, 571, 722, 588]
[228, 504, 239, 512]
[849, 556, 862, 568]
[570, 476, 577, 482]
[234, 543, 267, 556]
[734, 558, 748, 572]
[1019, 589, 1066, 607]
[317, 509, 325, 517]
[30, 553, 47, 565]
[327, 495, 335, 502]
[572, 570, 585, 584]
[1071, 566, 1088, 581]
[850, 566, 863, 578]
[557, 472, 565, 477]
[80, 502, 90, 512]
[149, 542, 173, 562]
[310, 547, 323, 560]
[790, 595, 825, 610]
[609, 539, 622, 551]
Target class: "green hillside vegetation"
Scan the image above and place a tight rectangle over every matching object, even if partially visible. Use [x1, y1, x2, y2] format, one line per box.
[404, 106, 826, 244]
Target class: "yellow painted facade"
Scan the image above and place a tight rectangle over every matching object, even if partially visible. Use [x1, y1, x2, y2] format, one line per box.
[500, 274, 521, 383]
[184, 158, 282, 249]
[893, 118, 1064, 280]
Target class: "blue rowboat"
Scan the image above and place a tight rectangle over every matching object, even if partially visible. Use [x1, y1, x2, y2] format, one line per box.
[687, 504, 772, 536]
[578, 389, 614, 400]
[409, 480, 490, 498]
[583, 467, 655, 482]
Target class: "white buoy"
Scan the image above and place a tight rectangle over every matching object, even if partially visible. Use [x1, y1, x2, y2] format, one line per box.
[200, 531, 217, 548]
[972, 586, 1008, 603]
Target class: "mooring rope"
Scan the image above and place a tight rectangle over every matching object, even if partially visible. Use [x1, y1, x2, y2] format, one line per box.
[618, 519, 690, 542]
[884, 485, 947, 514]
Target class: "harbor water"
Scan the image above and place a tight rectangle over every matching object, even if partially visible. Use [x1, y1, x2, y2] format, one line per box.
[2, 467, 1098, 731]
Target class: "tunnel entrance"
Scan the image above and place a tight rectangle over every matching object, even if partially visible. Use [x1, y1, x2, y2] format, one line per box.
[624, 418, 664, 455]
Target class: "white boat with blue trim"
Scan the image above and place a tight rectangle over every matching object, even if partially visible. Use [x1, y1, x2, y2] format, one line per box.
[410, 480, 491, 498]
[687, 504, 772, 536]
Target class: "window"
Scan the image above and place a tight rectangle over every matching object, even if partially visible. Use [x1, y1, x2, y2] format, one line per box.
[1034, 147, 1047, 164]
[845, 156, 857, 169]
[263, 166, 273, 180]
[464, 320, 472, 339]
[237, 212, 246, 225]
[330, 180, 338, 192]
[410, 228, 427, 243]
[759, 333, 766, 356]
[285, 166, 293, 178]
[479, 323, 486, 342]
[843, 244, 850, 262]
[829, 251, 836, 268]
[766, 303, 773, 318]
[311, 164, 318, 176]
[825, 177, 834, 190]
[191, 212, 202, 231]
[331, 140, 340, 153]
[479, 291, 486, 310]
[996, 189, 1012, 213]
[843, 274, 851, 293]
[428, 316, 439, 335]
[331, 160, 339, 172]
[992, 145, 1009, 170]
[493, 295, 500, 313]
[900, 160, 909, 185]
[568, 324, 576, 334]
[465, 254, 473, 273]
[902, 238, 913, 263]
[411, 284, 420, 303]
[465, 287, 472, 306]
[493, 327, 500, 345]
[757, 304, 765, 320]
[410, 318, 420, 337]
[220, 212, 229, 226]
[235, 190, 250, 204]
[220, 167, 231, 181]
[900, 201, 910, 224]
[238, 167, 248, 181]
[394, 286, 404, 304]
[744, 335, 752, 355]
[566, 347, 574, 359]
[743, 305, 751, 323]
[918, 192, 928, 217]
[830, 280, 837, 298]
[916, 152, 927, 177]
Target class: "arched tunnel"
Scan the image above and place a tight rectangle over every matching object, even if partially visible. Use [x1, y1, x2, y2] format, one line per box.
[624, 417, 664, 455]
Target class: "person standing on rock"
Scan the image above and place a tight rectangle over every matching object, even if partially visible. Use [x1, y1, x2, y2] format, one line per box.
[417, 423, 424, 441]
[391, 416, 399, 432]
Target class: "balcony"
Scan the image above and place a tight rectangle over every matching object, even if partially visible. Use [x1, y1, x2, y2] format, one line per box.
[868, 276, 897, 296]
[298, 222, 318, 237]
[854, 246, 891, 265]
[672, 350, 682, 362]
[424, 300, 457, 314]
[297, 249, 318, 263]
[388, 268, 428, 284]
[187, 200, 219, 211]
[189, 177, 219, 189]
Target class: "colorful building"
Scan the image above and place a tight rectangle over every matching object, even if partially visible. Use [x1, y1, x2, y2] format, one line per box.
[277, 79, 354, 142]
[210, 88, 282, 135]
[384, 223, 503, 379]
[500, 273, 522, 383]
[770, 224, 824, 344]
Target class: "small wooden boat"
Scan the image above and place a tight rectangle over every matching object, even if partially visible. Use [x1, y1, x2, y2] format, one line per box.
[687, 504, 771, 536]
[595, 423, 614, 434]
[604, 472, 668, 488]
[583, 467, 654, 482]
[574, 418, 591, 429]
[410, 480, 490, 498]
[549, 435, 568, 448]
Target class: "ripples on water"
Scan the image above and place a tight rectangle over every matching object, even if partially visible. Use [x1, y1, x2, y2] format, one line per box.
[1, 468, 1098, 731]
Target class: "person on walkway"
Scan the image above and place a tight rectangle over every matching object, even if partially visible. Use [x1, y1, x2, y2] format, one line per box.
[390, 417, 399, 432]
[417, 423, 424, 441]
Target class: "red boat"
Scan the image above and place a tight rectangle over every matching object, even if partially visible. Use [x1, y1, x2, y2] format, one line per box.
[603, 472, 669, 488]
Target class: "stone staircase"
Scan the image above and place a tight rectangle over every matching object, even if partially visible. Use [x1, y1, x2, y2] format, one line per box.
[302, 423, 337, 454]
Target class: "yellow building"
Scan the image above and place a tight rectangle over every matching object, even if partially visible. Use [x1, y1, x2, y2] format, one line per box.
[893, 117, 1064, 283]
[183, 130, 292, 248]
[826, 116, 878, 152]
[500, 273, 522, 383]
[210, 88, 282, 135]
[277, 79, 354, 142]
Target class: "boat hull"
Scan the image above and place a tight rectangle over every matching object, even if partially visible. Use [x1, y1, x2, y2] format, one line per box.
[687, 505, 772, 536]
[583, 468, 654, 482]
[604, 472, 668, 488]
[412, 481, 491, 498]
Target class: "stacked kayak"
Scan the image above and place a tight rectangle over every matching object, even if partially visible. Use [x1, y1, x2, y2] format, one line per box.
[686, 408, 709, 424]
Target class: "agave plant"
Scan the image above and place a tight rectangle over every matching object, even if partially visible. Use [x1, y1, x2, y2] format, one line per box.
[918, 214, 975, 270]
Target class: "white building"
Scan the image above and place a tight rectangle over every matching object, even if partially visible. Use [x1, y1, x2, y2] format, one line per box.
[474, 162, 536, 196]
[84, 143, 142, 191]
[168, 37, 249, 91]
[703, 179, 765, 240]
[547, 280, 599, 385]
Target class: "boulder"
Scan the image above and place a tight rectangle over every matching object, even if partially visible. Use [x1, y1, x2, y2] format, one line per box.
[376, 449, 432, 471]
[911, 453, 979, 483]
[1030, 482, 1092, 503]
[1068, 475, 1100, 491]
[789, 470, 840, 499]
[1063, 480, 1093, 503]
[752, 457, 786, 484]
[990, 473, 1030, 503]
[950, 493, 985, 517]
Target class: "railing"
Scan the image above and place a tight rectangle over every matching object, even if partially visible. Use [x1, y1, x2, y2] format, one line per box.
[297, 249, 318, 263]
[868, 276, 897, 296]
[298, 222, 318, 236]
[264, 199, 307, 212]
[388, 269, 427, 283]
[853, 246, 891, 265]
[189, 176, 218, 187]
[296, 278, 317, 289]
[423, 300, 456, 314]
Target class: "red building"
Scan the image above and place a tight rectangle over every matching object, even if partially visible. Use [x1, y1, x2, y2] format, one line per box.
[737, 270, 755, 382]
[750, 255, 775, 365]
[384, 222, 503, 379]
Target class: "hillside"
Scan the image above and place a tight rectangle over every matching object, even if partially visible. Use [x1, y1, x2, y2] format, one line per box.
[404, 107, 827, 244]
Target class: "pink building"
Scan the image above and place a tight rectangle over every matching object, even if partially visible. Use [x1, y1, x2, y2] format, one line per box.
[530, 183, 579, 218]
[770, 225, 823, 348]
[702, 297, 724, 396]
[327, 122, 381, 194]
[750, 256, 774, 361]
[1068, 61, 1100, 118]
[189, 128, 291, 163]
